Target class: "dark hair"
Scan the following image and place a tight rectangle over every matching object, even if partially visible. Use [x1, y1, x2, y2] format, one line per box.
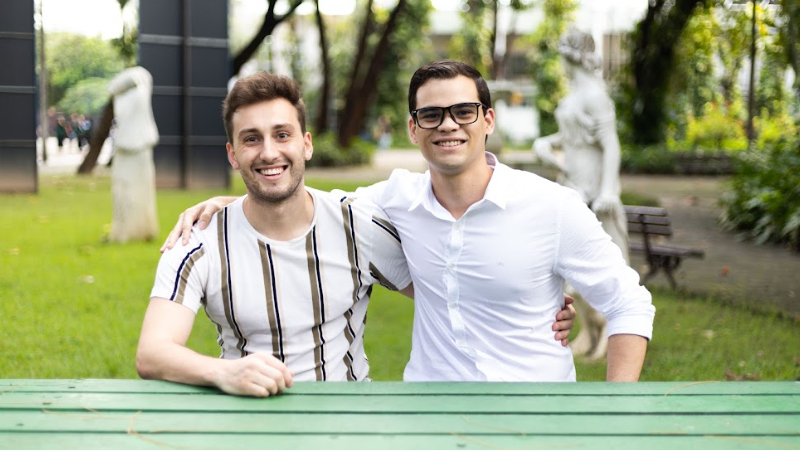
[408, 60, 492, 113]
[223, 72, 307, 142]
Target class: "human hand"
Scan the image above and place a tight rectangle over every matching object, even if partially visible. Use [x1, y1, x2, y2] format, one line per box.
[591, 194, 618, 215]
[160, 196, 235, 252]
[214, 353, 294, 398]
[553, 294, 576, 347]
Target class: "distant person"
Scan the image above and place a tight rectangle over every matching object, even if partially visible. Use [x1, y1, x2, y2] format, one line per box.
[55, 115, 71, 152]
[165, 60, 651, 383]
[373, 115, 393, 151]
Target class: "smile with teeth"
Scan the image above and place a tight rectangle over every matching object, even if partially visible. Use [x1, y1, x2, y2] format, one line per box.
[436, 140, 464, 147]
[257, 166, 285, 176]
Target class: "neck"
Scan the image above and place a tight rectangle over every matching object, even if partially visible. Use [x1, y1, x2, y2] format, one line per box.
[242, 186, 315, 241]
[430, 162, 493, 220]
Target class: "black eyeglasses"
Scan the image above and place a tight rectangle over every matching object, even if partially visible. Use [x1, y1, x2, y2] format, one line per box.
[411, 102, 486, 129]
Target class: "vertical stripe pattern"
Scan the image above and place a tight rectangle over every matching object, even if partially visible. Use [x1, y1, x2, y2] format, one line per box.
[217, 209, 247, 357]
[259, 241, 285, 362]
[306, 227, 327, 381]
[339, 198, 363, 381]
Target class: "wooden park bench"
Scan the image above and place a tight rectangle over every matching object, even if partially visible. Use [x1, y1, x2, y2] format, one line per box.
[624, 205, 705, 289]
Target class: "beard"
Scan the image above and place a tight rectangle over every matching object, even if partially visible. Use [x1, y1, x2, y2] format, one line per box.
[241, 158, 306, 206]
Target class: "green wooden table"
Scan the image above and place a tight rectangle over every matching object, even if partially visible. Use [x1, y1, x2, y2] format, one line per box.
[1, 379, 798, 449]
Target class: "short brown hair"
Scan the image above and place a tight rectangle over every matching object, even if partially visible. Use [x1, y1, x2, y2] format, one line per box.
[408, 60, 492, 113]
[223, 72, 307, 142]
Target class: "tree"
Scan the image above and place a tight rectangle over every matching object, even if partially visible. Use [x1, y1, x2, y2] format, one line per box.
[45, 33, 124, 107]
[627, 0, 711, 145]
[779, 0, 800, 103]
[233, 0, 305, 75]
[336, 0, 428, 147]
[450, 0, 493, 76]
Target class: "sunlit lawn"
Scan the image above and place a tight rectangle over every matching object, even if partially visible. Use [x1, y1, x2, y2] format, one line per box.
[1, 174, 797, 381]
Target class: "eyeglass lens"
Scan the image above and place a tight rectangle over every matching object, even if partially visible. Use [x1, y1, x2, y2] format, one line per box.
[416, 103, 480, 129]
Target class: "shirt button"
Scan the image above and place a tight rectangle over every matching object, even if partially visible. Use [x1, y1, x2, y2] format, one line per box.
[446, 263, 454, 270]
[448, 303, 457, 309]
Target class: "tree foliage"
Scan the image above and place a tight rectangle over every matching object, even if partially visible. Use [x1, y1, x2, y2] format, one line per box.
[45, 33, 124, 107]
[57, 77, 110, 118]
[450, 0, 493, 76]
[527, 0, 577, 136]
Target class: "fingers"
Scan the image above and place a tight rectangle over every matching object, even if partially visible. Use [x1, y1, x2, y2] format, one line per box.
[160, 213, 186, 253]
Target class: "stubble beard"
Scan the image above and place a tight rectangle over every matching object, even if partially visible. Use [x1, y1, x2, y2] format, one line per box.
[244, 159, 306, 206]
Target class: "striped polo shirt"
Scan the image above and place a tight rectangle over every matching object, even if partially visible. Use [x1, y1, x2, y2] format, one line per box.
[151, 188, 411, 382]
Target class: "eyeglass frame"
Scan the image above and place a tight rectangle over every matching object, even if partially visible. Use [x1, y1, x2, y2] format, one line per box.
[410, 102, 488, 129]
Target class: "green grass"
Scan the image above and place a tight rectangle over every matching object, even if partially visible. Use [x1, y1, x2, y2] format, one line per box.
[1, 174, 798, 381]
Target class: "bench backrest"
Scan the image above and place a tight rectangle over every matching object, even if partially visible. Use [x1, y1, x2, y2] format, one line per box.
[624, 205, 672, 237]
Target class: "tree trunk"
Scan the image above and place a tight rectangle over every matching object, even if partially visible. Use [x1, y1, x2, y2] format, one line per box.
[630, 0, 707, 145]
[314, 0, 332, 133]
[337, 0, 409, 147]
[746, 0, 757, 143]
[77, 100, 114, 175]
[337, 0, 375, 144]
[232, 0, 304, 75]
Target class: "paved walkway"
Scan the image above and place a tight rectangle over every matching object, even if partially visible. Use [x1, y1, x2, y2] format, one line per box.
[40, 147, 800, 315]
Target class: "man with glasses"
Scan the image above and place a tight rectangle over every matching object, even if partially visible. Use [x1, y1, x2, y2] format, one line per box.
[164, 60, 652, 382]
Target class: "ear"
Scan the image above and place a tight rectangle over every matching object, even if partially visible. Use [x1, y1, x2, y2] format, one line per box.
[226, 142, 240, 170]
[303, 132, 313, 161]
[407, 116, 418, 145]
[483, 107, 496, 136]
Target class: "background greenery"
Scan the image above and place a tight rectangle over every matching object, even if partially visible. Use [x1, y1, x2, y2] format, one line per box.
[1, 175, 797, 381]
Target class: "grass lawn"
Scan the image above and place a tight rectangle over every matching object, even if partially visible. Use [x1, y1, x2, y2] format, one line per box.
[1, 174, 798, 381]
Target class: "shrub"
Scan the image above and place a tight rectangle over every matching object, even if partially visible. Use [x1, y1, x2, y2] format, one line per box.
[307, 133, 375, 167]
[685, 102, 748, 152]
[720, 140, 800, 251]
[621, 143, 678, 174]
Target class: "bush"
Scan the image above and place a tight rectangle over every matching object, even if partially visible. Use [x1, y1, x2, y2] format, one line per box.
[720, 140, 800, 251]
[621, 143, 678, 174]
[307, 133, 376, 167]
[685, 102, 748, 152]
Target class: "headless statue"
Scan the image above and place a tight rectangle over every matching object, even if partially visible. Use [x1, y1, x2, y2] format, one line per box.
[108, 66, 159, 243]
[533, 30, 628, 360]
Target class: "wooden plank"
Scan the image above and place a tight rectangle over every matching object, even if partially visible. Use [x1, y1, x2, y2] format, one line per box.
[626, 214, 671, 226]
[2, 411, 798, 436]
[624, 205, 668, 216]
[1, 392, 798, 414]
[2, 380, 798, 396]
[3, 432, 799, 450]
[628, 223, 673, 236]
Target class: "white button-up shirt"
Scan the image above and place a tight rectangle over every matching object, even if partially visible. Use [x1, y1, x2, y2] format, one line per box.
[356, 153, 654, 382]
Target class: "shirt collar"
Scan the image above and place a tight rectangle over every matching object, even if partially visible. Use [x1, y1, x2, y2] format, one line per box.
[408, 152, 509, 213]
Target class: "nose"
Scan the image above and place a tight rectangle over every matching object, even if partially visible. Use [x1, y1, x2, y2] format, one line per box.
[438, 109, 459, 131]
[258, 139, 281, 161]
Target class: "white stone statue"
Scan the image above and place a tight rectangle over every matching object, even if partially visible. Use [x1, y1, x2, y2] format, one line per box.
[533, 30, 628, 360]
[107, 66, 159, 243]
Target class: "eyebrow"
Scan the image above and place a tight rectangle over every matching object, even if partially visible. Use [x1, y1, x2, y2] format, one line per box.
[236, 123, 295, 139]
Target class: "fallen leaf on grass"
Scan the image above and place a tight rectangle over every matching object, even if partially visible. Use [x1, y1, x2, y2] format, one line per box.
[719, 265, 730, 277]
[702, 330, 715, 339]
[7, 248, 19, 256]
[79, 275, 95, 284]
[725, 371, 760, 381]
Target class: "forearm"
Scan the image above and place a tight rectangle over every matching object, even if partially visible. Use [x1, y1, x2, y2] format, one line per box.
[598, 132, 621, 197]
[136, 338, 225, 388]
[606, 334, 648, 381]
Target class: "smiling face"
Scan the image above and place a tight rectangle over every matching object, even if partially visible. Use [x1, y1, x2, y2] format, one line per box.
[409, 75, 495, 178]
[226, 98, 313, 206]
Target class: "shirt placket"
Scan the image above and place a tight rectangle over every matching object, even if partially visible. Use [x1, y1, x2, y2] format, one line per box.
[443, 217, 470, 351]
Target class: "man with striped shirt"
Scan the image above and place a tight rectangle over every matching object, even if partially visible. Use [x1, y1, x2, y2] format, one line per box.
[136, 73, 413, 397]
